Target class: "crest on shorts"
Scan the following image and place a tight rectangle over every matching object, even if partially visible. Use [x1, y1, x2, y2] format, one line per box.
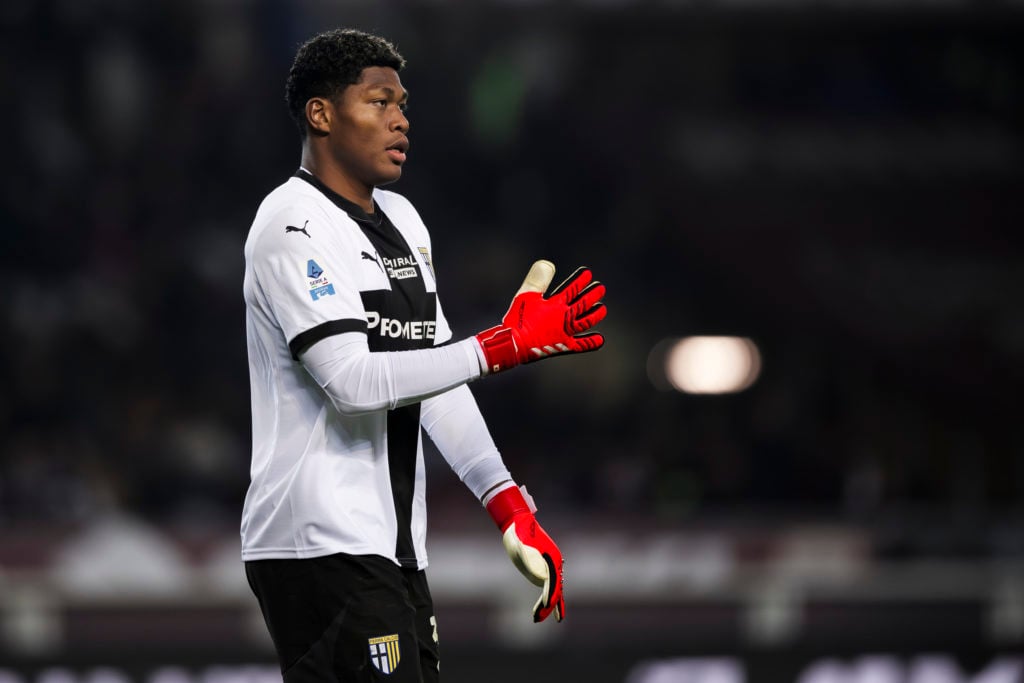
[368, 634, 401, 674]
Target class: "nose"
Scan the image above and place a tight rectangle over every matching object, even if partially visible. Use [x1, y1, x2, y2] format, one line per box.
[392, 108, 409, 134]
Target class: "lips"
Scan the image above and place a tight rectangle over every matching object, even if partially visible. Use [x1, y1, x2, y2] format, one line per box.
[386, 138, 409, 164]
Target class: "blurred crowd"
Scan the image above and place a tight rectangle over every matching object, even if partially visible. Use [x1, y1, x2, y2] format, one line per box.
[1, 1, 1022, 560]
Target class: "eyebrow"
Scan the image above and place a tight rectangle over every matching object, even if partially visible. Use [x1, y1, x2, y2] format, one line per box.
[367, 85, 409, 102]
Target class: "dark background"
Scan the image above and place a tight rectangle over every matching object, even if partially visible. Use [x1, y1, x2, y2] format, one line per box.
[1, 1, 1022, 680]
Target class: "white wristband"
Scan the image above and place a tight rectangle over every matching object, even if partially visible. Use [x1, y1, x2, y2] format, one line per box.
[480, 480, 518, 507]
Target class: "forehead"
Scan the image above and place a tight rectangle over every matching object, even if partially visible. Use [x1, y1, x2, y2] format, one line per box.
[353, 66, 405, 94]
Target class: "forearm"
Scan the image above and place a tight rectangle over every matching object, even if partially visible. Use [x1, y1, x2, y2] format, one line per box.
[420, 384, 512, 501]
[302, 332, 483, 416]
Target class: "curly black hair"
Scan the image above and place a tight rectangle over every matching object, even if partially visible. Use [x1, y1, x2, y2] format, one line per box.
[285, 28, 406, 138]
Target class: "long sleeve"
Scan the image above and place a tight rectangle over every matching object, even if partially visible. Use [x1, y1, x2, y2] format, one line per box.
[420, 384, 512, 501]
[301, 331, 483, 415]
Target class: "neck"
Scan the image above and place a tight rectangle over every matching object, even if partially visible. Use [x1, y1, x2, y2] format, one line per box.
[300, 147, 374, 213]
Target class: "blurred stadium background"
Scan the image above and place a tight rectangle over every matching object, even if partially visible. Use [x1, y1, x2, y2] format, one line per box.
[1, 0, 1023, 681]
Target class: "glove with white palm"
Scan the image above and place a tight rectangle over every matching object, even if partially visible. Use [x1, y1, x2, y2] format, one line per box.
[485, 484, 565, 623]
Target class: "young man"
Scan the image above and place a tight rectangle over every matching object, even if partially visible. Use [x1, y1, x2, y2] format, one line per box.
[241, 29, 606, 682]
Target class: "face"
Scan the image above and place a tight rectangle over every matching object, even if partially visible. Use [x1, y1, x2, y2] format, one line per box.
[321, 66, 410, 195]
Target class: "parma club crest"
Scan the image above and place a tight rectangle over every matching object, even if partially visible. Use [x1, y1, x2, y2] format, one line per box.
[368, 634, 401, 674]
[417, 247, 435, 281]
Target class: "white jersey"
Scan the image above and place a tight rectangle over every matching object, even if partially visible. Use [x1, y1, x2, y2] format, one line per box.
[240, 170, 453, 569]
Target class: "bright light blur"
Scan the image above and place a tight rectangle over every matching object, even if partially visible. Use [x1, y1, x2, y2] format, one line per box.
[664, 336, 762, 394]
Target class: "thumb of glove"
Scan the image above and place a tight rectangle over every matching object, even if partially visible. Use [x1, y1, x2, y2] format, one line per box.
[501, 522, 549, 587]
[515, 260, 556, 296]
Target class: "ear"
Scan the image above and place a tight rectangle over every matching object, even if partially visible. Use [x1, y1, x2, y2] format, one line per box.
[305, 97, 332, 136]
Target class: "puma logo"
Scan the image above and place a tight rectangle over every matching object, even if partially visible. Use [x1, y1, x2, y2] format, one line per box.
[285, 220, 311, 238]
[362, 251, 384, 273]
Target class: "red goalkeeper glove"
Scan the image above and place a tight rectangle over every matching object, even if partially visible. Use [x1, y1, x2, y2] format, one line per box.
[476, 260, 606, 374]
[485, 484, 565, 623]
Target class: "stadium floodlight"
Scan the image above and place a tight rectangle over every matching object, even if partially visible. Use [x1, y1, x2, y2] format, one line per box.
[656, 336, 761, 394]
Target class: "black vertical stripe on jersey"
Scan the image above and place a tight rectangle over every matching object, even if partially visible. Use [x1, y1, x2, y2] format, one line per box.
[295, 169, 434, 569]
[355, 216, 432, 569]
[386, 403, 421, 567]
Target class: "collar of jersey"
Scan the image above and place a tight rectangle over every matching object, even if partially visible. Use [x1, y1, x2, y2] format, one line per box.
[294, 169, 383, 227]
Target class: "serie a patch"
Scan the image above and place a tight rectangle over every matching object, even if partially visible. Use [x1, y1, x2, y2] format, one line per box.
[306, 259, 335, 301]
[368, 634, 401, 674]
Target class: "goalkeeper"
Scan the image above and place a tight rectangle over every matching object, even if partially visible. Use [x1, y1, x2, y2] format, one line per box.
[240, 28, 606, 683]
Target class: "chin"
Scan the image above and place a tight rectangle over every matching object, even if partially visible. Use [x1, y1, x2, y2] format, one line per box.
[375, 169, 403, 187]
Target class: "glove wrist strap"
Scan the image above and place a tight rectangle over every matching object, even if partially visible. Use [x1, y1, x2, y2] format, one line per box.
[485, 485, 531, 531]
[475, 325, 519, 375]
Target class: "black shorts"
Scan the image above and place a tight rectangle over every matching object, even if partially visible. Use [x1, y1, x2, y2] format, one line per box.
[245, 553, 440, 683]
